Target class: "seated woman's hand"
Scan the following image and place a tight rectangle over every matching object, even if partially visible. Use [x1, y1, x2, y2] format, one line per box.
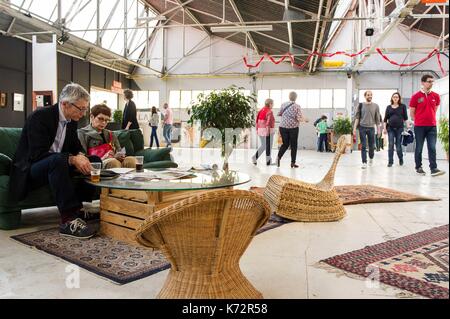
[114, 152, 125, 162]
[101, 151, 114, 161]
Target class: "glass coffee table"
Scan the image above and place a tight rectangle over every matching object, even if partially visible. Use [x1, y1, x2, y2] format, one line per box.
[87, 169, 251, 244]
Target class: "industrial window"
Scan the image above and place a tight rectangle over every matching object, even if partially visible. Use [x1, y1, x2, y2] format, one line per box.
[257, 89, 347, 110]
[133, 90, 160, 109]
[90, 87, 118, 110]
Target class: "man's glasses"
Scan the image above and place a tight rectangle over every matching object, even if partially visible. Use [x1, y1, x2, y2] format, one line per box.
[70, 102, 88, 113]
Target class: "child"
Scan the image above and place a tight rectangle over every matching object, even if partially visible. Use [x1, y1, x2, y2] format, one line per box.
[316, 115, 328, 152]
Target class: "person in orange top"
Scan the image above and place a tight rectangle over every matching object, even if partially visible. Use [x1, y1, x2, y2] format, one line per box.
[252, 98, 275, 166]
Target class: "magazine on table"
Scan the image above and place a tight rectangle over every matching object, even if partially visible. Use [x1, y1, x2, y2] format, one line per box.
[118, 170, 193, 181]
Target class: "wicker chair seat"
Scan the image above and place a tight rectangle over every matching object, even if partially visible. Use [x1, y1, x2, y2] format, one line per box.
[135, 189, 271, 299]
[264, 136, 347, 222]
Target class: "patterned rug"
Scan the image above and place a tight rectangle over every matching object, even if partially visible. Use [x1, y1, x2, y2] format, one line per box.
[11, 214, 289, 285]
[250, 185, 439, 206]
[321, 224, 449, 299]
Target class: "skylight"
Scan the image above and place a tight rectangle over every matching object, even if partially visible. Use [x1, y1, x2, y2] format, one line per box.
[325, 0, 352, 49]
[8, 0, 157, 62]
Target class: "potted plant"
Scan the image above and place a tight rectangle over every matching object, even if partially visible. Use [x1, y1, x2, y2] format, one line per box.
[333, 117, 353, 153]
[107, 109, 123, 131]
[438, 117, 449, 161]
[188, 86, 255, 170]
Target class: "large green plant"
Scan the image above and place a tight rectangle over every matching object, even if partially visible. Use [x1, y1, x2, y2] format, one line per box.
[113, 109, 123, 124]
[333, 117, 353, 136]
[188, 86, 255, 167]
[438, 117, 449, 155]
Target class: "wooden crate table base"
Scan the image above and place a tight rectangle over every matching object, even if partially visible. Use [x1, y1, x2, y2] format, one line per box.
[99, 188, 209, 244]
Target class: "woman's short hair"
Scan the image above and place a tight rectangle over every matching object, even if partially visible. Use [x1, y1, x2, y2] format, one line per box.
[390, 92, 402, 105]
[90, 104, 111, 118]
[289, 91, 297, 102]
[265, 98, 274, 107]
[124, 89, 134, 100]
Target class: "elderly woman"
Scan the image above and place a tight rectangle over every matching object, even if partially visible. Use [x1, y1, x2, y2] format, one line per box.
[277, 91, 308, 168]
[78, 104, 136, 169]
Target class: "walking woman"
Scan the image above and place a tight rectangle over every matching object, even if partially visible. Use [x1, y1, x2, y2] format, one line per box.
[277, 91, 308, 168]
[383, 92, 408, 167]
[252, 98, 275, 166]
[122, 89, 139, 130]
[149, 106, 160, 148]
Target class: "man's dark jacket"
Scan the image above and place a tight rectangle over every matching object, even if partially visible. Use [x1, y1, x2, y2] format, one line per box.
[9, 104, 83, 201]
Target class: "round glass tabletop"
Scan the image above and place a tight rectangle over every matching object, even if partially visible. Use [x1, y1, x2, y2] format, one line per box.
[86, 169, 251, 192]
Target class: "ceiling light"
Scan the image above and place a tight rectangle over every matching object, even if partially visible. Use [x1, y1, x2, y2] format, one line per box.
[211, 25, 273, 33]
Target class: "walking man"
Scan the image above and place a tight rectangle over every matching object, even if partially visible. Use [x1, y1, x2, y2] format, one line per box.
[410, 74, 445, 176]
[353, 91, 382, 169]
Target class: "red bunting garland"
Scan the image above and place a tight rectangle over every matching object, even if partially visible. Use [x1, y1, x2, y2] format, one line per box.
[243, 47, 447, 76]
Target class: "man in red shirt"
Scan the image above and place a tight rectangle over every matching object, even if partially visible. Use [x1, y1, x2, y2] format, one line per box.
[409, 74, 445, 177]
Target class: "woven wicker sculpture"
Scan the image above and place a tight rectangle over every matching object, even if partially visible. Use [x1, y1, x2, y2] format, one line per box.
[135, 189, 271, 299]
[264, 135, 347, 222]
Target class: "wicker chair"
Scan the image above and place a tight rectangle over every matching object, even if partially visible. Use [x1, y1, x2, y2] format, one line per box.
[264, 136, 347, 222]
[135, 190, 271, 299]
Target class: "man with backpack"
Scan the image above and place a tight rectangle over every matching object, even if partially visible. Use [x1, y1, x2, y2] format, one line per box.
[353, 91, 382, 169]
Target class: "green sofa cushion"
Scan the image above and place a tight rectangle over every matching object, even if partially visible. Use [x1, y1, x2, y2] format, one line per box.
[0, 127, 22, 158]
[128, 129, 144, 153]
[0, 153, 12, 176]
[143, 161, 178, 169]
[135, 147, 172, 163]
[113, 131, 135, 156]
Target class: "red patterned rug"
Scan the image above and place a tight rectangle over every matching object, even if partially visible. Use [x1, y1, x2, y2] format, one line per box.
[321, 224, 449, 299]
[250, 185, 439, 205]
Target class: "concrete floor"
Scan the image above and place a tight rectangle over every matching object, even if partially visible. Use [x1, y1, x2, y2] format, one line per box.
[0, 148, 448, 299]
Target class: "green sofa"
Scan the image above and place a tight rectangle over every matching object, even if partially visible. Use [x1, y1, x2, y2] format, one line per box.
[0, 127, 177, 230]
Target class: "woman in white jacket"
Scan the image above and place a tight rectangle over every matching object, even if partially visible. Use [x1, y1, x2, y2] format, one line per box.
[149, 106, 160, 148]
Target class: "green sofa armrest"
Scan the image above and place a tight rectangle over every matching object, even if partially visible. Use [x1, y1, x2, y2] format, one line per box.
[136, 147, 173, 163]
[0, 153, 12, 176]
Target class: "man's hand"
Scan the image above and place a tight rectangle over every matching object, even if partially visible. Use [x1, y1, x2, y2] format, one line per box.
[383, 129, 387, 135]
[70, 155, 92, 175]
[353, 128, 357, 136]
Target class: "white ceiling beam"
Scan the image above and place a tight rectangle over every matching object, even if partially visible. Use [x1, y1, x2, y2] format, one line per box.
[266, 0, 318, 18]
[285, 0, 293, 50]
[312, 0, 334, 73]
[172, 0, 211, 35]
[309, 0, 324, 72]
[409, 5, 435, 29]
[352, 0, 422, 72]
[228, 0, 259, 54]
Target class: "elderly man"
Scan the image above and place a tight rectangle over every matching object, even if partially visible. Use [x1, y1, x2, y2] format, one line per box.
[9, 83, 99, 239]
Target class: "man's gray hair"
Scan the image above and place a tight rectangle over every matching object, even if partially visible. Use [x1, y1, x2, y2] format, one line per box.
[289, 91, 297, 102]
[59, 83, 90, 104]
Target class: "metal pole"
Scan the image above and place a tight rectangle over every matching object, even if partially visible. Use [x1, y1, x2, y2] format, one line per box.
[124, 0, 128, 58]
[96, 0, 100, 46]
[145, 6, 149, 67]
